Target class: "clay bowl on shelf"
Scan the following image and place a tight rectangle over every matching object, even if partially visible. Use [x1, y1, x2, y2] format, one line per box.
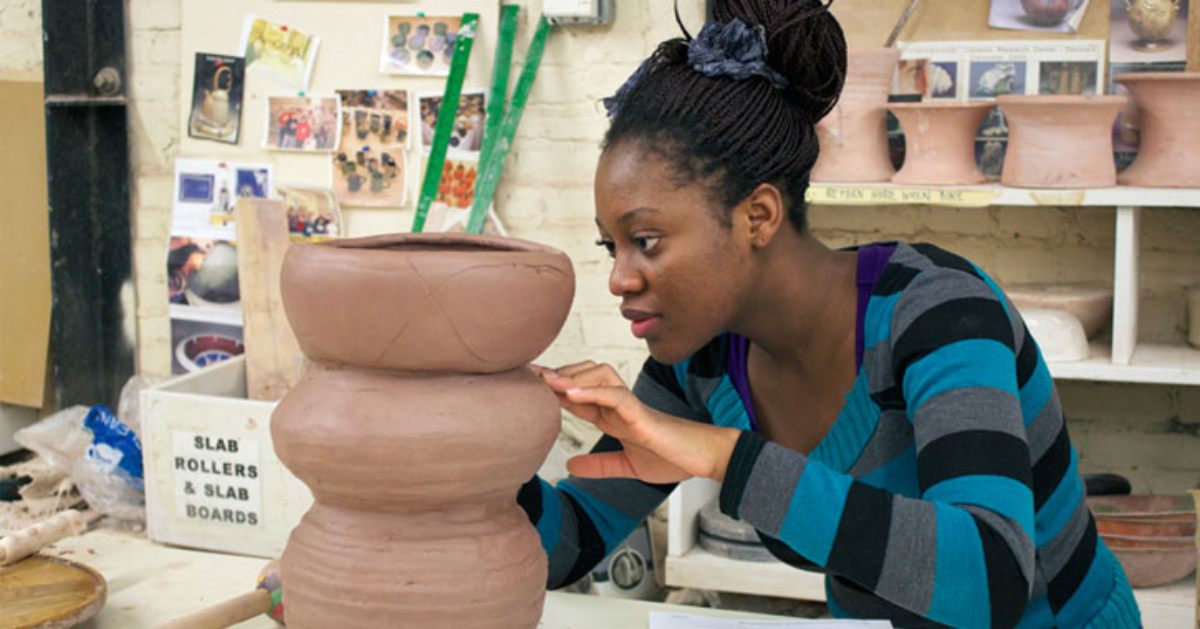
[1019, 308, 1089, 362]
[1089, 494, 1195, 517]
[1105, 544, 1197, 588]
[996, 94, 1126, 188]
[1101, 533, 1194, 549]
[888, 102, 994, 185]
[1097, 517, 1196, 538]
[1113, 72, 1200, 188]
[1004, 283, 1112, 340]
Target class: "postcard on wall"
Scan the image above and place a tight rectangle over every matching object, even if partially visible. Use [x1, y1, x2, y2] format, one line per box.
[239, 14, 320, 90]
[168, 236, 242, 313]
[897, 39, 1106, 101]
[333, 89, 410, 208]
[417, 89, 486, 155]
[172, 159, 272, 238]
[988, 0, 1092, 34]
[1110, 0, 1189, 66]
[264, 94, 341, 152]
[169, 311, 245, 375]
[187, 53, 245, 145]
[277, 184, 342, 241]
[380, 15, 463, 76]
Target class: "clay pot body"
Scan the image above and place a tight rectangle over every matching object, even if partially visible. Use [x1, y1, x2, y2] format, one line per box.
[273, 233, 575, 628]
[889, 102, 992, 185]
[812, 47, 900, 183]
[996, 95, 1126, 188]
[1021, 0, 1073, 25]
[1114, 73, 1200, 187]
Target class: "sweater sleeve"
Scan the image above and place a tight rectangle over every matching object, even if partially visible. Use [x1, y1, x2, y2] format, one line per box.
[517, 356, 707, 589]
[720, 267, 1036, 628]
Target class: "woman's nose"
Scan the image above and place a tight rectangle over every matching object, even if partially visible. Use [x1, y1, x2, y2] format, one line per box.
[608, 255, 644, 296]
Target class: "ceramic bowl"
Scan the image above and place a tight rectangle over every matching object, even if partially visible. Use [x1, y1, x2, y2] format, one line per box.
[1019, 307, 1089, 361]
[1101, 533, 1194, 549]
[1005, 283, 1112, 339]
[1107, 545, 1196, 587]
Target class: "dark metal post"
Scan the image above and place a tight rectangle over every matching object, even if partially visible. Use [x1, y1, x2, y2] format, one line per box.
[41, 0, 134, 409]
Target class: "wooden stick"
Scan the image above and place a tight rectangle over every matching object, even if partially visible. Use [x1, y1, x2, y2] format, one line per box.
[884, 0, 920, 48]
[1188, 0, 1199, 72]
[0, 509, 98, 566]
[158, 589, 273, 629]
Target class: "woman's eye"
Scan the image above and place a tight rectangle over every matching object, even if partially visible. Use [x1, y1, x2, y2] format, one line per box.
[634, 236, 660, 253]
[595, 239, 616, 257]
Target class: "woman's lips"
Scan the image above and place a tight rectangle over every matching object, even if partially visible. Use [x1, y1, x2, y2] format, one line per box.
[622, 308, 661, 338]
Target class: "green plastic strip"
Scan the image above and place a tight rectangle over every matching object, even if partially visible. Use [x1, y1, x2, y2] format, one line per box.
[480, 5, 519, 170]
[411, 12, 480, 233]
[466, 15, 553, 234]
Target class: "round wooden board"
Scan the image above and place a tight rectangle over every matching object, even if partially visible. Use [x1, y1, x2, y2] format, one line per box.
[0, 555, 106, 629]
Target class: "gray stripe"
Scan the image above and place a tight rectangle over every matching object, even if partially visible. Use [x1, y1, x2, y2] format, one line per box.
[863, 342, 895, 397]
[848, 409, 913, 478]
[1041, 498, 1091, 580]
[633, 372, 706, 422]
[890, 267, 1003, 347]
[888, 242, 936, 272]
[690, 375, 723, 414]
[547, 499, 582, 586]
[874, 496, 938, 616]
[962, 504, 1036, 588]
[912, 387, 1025, 452]
[1027, 389, 1064, 462]
[565, 477, 669, 523]
[738, 442, 807, 536]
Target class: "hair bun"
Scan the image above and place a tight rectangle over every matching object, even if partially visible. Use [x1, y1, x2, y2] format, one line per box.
[710, 0, 847, 121]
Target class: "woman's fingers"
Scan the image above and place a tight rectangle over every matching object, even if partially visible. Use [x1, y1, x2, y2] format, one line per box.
[566, 452, 637, 479]
[563, 385, 638, 420]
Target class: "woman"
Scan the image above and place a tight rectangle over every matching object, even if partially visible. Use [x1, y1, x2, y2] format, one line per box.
[520, 1, 1140, 627]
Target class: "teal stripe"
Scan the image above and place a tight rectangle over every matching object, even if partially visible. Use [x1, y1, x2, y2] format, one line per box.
[1019, 357, 1053, 425]
[859, 445, 921, 498]
[905, 340, 1017, 413]
[558, 480, 636, 553]
[825, 579, 849, 619]
[973, 263, 1013, 319]
[1057, 542, 1116, 628]
[864, 293, 901, 348]
[672, 357, 691, 392]
[928, 501, 990, 627]
[535, 478, 562, 556]
[1016, 593, 1055, 629]
[811, 370, 880, 473]
[925, 475, 1035, 538]
[1036, 448, 1083, 544]
[1081, 549, 1141, 628]
[706, 375, 752, 430]
[779, 462, 853, 565]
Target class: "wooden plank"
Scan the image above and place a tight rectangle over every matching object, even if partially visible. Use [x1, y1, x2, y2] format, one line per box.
[1189, 0, 1200, 71]
[235, 199, 305, 401]
[0, 76, 51, 408]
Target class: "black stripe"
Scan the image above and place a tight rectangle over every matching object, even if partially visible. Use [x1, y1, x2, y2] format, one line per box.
[871, 384, 907, 412]
[828, 483, 892, 590]
[1015, 324, 1039, 388]
[975, 514, 1031, 629]
[893, 298, 1016, 377]
[1047, 514, 1098, 613]
[689, 335, 727, 378]
[918, 431, 1033, 491]
[516, 476, 542, 525]
[719, 431, 766, 519]
[827, 575, 953, 628]
[558, 492, 610, 587]
[1032, 425, 1071, 510]
[874, 262, 922, 296]
[757, 531, 822, 570]
[641, 357, 687, 403]
[912, 243, 983, 279]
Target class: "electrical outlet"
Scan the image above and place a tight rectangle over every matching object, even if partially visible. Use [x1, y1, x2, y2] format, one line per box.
[543, 0, 613, 26]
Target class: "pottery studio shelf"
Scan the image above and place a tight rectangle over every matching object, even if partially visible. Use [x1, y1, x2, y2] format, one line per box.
[807, 182, 1200, 387]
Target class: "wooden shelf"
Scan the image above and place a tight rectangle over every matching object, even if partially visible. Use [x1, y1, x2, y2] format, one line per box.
[807, 183, 1200, 208]
[1049, 343, 1200, 386]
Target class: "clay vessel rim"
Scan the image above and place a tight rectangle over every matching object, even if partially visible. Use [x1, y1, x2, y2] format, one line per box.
[888, 102, 995, 111]
[312, 232, 561, 255]
[1114, 71, 1200, 83]
[995, 94, 1126, 106]
[1101, 533, 1194, 543]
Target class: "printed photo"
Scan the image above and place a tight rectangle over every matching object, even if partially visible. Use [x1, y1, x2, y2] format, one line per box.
[969, 61, 1028, 99]
[429, 155, 479, 211]
[975, 107, 1010, 179]
[170, 315, 245, 375]
[928, 61, 958, 99]
[240, 15, 320, 90]
[188, 53, 245, 144]
[418, 90, 486, 154]
[1039, 60, 1099, 95]
[988, 0, 1091, 33]
[265, 95, 341, 152]
[235, 165, 271, 198]
[380, 15, 463, 76]
[1110, 0, 1189, 64]
[278, 184, 341, 241]
[168, 237, 240, 310]
[333, 89, 409, 207]
[894, 59, 929, 97]
[174, 160, 235, 238]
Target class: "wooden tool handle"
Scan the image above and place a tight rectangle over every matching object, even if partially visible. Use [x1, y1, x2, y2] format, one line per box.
[0, 509, 88, 566]
[158, 588, 273, 629]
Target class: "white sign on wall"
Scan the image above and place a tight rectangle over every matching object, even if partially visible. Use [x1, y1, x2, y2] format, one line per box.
[171, 431, 264, 527]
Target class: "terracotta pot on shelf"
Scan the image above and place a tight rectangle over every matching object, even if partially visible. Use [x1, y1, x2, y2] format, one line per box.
[272, 233, 575, 628]
[888, 102, 993, 185]
[996, 94, 1126, 188]
[1113, 72, 1200, 188]
[811, 47, 900, 183]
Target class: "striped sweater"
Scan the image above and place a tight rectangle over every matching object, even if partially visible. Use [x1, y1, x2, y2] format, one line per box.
[518, 242, 1140, 628]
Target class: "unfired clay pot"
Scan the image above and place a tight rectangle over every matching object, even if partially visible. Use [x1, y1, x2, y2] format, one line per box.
[996, 95, 1126, 188]
[1114, 72, 1200, 188]
[889, 102, 993, 185]
[272, 233, 575, 628]
[1004, 283, 1113, 340]
[811, 47, 900, 182]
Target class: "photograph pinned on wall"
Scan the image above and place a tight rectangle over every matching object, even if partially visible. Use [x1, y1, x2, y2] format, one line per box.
[418, 90, 487, 154]
[989, 0, 1092, 33]
[1038, 60, 1100, 94]
[419, 154, 505, 235]
[893, 59, 930, 99]
[1110, 0, 1189, 65]
[277, 184, 342, 241]
[927, 61, 959, 99]
[170, 313, 245, 375]
[264, 94, 341, 152]
[333, 89, 410, 207]
[173, 159, 272, 238]
[380, 15, 463, 76]
[168, 236, 241, 312]
[239, 14, 320, 90]
[969, 61, 1029, 99]
[187, 53, 245, 144]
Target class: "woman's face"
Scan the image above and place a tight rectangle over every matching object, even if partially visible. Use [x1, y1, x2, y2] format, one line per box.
[594, 141, 754, 364]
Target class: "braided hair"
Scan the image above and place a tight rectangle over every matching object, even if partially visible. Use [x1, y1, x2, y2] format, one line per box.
[603, 0, 846, 232]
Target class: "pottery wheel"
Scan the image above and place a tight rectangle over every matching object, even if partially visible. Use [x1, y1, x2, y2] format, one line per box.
[697, 500, 777, 562]
[0, 555, 107, 628]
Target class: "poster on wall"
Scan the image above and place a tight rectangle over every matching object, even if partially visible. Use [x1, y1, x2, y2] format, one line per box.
[239, 15, 320, 90]
[333, 89, 410, 207]
[380, 15, 463, 76]
[277, 184, 342, 241]
[988, 0, 1092, 34]
[264, 94, 342, 152]
[417, 90, 486, 155]
[188, 53, 245, 145]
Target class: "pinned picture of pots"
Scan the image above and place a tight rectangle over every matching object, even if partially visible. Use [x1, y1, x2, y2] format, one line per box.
[1110, 0, 1189, 62]
[169, 316, 245, 375]
[188, 53, 244, 144]
[380, 15, 463, 76]
[333, 90, 409, 208]
[1125, 0, 1181, 49]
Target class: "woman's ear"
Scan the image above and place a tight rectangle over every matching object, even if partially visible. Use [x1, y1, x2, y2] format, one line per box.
[741, 183, 787, 249]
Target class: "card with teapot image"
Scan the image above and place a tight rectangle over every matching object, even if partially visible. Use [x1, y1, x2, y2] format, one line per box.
[188, 53, 245, 145]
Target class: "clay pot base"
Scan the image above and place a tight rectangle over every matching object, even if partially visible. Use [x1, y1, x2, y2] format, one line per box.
[812, 47, 900, 183]
[997, 94, 1126, 189]
[889, 102, 994, 185]
[1114, 72, 1200, 188]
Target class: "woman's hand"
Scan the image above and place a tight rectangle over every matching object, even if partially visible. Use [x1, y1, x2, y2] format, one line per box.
[533, 362, 740, 483]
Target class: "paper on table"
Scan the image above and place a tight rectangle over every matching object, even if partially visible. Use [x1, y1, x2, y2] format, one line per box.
[648, 613, 893, 629]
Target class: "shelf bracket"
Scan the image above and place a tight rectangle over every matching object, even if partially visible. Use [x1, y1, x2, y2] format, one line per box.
[1111, 205, 1141, 365]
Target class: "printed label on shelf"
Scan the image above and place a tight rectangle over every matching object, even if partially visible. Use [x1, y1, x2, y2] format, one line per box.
[171, 431, 264, 527]
[807, 185, 997, 207]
